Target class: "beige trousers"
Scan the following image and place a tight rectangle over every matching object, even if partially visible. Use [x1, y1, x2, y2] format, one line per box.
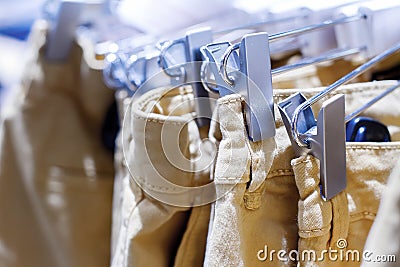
[111, 86, 212, 267]
[362, 160, 400, 267]
[111, 80, 400, 267]
[0, 21, 114, 267]
[205, 80, 400, 267]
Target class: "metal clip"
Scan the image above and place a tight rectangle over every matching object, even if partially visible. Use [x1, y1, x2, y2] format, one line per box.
[46, 0, 103, 61]
[103, 50, 130, 91]
[278, 93, 346, 200]
[200, 32, 275, 141]
[103, 47, 172, 94]
[335, 1, 400, 59]
[277, 41, 400, 200]
[184, 28, 214, 127]
[200, 42, 239, 95]
[127, 50, 180, 91]
[158, 28, 214, 127]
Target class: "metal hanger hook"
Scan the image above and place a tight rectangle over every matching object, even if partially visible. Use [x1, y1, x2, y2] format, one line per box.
[291, 102, 312, 148]
[200, 60, 220, 94]
[159, 39, 186, 78]
[220, 42, 240, 86]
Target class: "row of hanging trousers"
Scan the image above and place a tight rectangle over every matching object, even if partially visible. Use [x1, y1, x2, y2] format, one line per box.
[109, 72, 400, 265]
[2, 2, 400, 267]
[0, 21, 115, 267]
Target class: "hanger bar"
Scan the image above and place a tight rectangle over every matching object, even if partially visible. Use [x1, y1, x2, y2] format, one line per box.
[345, 81, 400, 123]
[220, 14, 365, 83]
[272, 46, 364, 75]
[268, 14, 363, 42]
[158, 14, 303, 78]
[214, 14, 304, 36]
[292, 42, 400, 148]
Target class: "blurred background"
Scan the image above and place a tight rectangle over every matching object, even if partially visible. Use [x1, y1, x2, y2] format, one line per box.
[1, 1, 400, 267]
[0, 0, 45, 112]
[0, 0, 253, 114]
[2, 0, 398, 118]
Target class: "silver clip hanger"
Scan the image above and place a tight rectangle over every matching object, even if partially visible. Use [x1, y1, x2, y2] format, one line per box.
[156, 13, 345, 128]
[199, 15, 374, 142]
[46, 0, 105, 61]
[279, 93, 346, 201]
[159, 28, 214, 127]
[278, 41, 400, 201]
[200, 32, 275, 142]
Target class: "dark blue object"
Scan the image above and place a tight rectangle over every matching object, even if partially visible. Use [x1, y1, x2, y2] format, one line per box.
[346, 117, 391, 142]
[101, 100, 120, 153]
[0, 22, 33, 40]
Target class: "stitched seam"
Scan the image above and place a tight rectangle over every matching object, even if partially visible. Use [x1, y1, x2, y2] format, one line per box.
[244, 190, 262, 199]
[132, 88, 194, 125]
[132, 114, 189, 125]
[133, 175, 185, 192]
[135, 86, 192, 110]
[219, 97, 244, 105]
[292, 158, 313, 167]
[332, 192, 347, 244]
[135, 90, 165, 109]
[267, 169, 294, 178]
[299, 225, 330, 234]
[140, 87, 191, 106]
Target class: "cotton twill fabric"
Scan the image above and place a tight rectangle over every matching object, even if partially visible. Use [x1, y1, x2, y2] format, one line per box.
[281, 81, 400, 267]
[0, 20, 115, 267]
[111, 86, 212, 267]
[272, 57, 368, 89]
[272, 55, 400, 89]
[204, 94, 299, 267]
[291, 146, 400, 267]
[362, 159, 400, 267]
[204, 80, 400, 266]
[204, 94, 300, 267]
